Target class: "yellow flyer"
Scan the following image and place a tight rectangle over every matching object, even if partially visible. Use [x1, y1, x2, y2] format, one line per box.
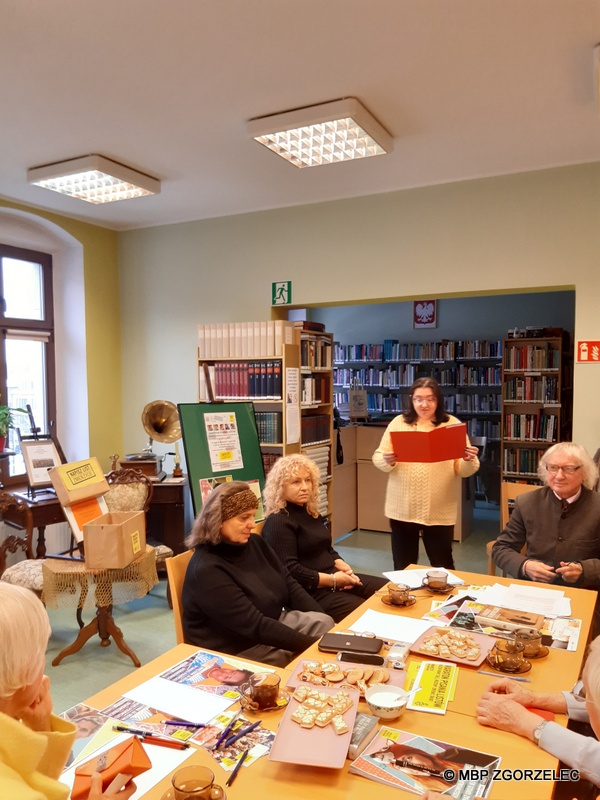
[406, 661, 457, 714]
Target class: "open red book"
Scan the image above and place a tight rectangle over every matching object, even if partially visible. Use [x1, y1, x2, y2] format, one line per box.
[390, 423, 467, 463]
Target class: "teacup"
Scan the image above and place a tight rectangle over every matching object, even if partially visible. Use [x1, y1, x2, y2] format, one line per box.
[486, 638, 525, 673]
[388, 582, 412, 606]
[514, 627, 543, 658]
[172, 766, 226, 800]
[422, 570, 449, 591]
[365, 684, 409, 721]
[240, 671, 281, 710]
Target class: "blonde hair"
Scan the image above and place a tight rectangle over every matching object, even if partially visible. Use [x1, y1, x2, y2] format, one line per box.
[263, 454, 321, 518]
[538, 442, 598, 490]
[0, 583, 50, 698]
[583, 635, 600, 707]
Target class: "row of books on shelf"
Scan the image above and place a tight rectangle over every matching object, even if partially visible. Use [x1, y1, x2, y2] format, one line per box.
[503, 375, 560, 403]
[454, 393, 501, 413]
[334, 339, 503, 363]
[301, 414, 331, 446]
[198, 320, 295, 359]
[301, 374, 330, 405]
[300, 336, 332, 371]
[334, 364, 501, 388]
[465, 419, 500, 439]
[503, 342, 560, 371]
[199, 361, 282, 401]
[334, 391, 500, 416]
[503, 413, 558, 442]
[255, 411, 282, 444]
[503, 447, 547, 476]
[303, 444, 330, 481]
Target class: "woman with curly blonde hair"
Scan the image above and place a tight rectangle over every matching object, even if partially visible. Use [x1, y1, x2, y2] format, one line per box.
[262, 454, 386, 622]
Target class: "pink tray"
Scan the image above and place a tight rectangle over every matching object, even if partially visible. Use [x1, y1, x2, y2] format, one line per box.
[286, 659, 405, 690]
[410, 626, 495, 667]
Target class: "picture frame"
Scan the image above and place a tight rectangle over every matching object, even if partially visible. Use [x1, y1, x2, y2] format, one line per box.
[413, 299, 437, 329]
[20, 439, 62, 487]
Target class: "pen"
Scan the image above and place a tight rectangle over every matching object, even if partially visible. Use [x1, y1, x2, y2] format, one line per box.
[225, 719, 262, 748]
[476, 670, 531, 683]
[112, 725, 186, 743]
[137, 734, 190, 751]
[212, 710, 243, 750]
[225, 749, 249, 787]
[163, 720, 205, 728]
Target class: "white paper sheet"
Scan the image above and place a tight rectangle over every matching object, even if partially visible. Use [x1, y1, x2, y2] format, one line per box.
[382, 568, 465, 589]
[123, 676, 234, 723]
[348, 609, 433, 643]
[60, 732, 193, 799]
[472, 583, 570, 618]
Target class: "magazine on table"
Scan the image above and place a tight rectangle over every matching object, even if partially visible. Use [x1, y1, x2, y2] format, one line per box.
[349, 727, 500, 798]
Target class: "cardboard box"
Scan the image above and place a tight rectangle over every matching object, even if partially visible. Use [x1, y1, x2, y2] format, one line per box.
[83, 511, 146, 569]
[49, 457, 109, 507]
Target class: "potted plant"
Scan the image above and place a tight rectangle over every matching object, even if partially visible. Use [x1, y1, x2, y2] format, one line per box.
[0, 405, 25, 452]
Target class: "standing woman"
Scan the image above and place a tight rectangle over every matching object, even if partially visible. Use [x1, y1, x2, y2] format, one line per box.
[262, 454, 387, 622]
[372, 377, 479, 570]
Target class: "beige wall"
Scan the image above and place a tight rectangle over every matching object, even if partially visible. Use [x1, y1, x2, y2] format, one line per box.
[0, 199, 122, 467]
[119, 163, 600, 456]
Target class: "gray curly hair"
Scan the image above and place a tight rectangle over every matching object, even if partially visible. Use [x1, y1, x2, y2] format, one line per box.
[263, 454, 321, 518]
[538, 442, 598, 490]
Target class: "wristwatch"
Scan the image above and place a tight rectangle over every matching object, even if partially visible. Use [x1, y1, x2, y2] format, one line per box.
[532, 719, 549, 745]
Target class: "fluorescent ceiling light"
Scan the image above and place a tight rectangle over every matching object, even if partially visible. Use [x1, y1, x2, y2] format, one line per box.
[27, 154, 160, 204]
[247, 97, 393, 168]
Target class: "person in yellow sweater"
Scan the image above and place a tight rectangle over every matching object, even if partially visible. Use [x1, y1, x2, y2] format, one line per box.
[372, 377, 479, 570]
[0, 583, 136, 800]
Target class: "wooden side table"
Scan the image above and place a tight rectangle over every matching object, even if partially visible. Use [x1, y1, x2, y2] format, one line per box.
[42, 546, 158, 667]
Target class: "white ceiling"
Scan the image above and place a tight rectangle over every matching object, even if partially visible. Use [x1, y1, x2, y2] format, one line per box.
[2, 0, 600, 232]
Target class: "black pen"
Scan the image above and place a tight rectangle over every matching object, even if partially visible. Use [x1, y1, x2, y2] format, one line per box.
[224, 719, 262, 748]
[163, 720, 205, 728]
[112, 724, 181, 743]
[225, 749, 249, 787]
[212, 710, 243, 750]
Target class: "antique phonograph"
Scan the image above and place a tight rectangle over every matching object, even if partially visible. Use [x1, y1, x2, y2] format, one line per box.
[119, 400, 182, 479]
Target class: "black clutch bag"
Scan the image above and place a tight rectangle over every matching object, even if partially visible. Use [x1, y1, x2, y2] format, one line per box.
[318, 632, 384, 654]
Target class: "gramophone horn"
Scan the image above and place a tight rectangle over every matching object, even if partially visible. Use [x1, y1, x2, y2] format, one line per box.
[141, 400, 181, 444]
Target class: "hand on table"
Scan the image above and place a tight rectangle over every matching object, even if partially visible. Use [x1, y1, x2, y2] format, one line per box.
[522, 559, 556, 583]
[19, 675, 53, 732]
[556, 561, 583, 583]
[486, 677, 537, 707]
[476, 691, 541, 740]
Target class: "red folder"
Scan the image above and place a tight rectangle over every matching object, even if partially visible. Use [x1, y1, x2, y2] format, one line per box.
[390, 423, 467, 463]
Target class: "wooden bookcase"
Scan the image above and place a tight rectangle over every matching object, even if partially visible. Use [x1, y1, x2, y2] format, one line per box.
[500, 335, 572, 483]
[197, 323, 334, 522]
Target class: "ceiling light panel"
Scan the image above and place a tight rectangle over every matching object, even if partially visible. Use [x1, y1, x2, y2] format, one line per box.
[247, 98, 393, 168]
[27, 154, 160, 204]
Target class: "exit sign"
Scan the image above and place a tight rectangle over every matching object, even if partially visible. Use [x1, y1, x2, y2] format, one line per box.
[272, 281, 292, 306]
[577, 341, 600, 362]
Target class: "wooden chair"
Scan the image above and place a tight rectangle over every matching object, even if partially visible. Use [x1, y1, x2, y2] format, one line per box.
[105, 468, 173, 569]
[486, 481, 539, 575]
[165, 549, 193, 644]
[0, 491, 43, 596]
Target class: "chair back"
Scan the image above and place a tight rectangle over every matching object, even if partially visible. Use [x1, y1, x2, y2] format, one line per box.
[165, 549, 193, 644]
[0, 492, 35, 577]
[105, 468, 153, 513]
[470, 435, 487, 461]
[500, 481, 539, 529]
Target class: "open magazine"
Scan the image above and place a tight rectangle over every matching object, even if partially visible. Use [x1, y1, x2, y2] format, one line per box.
[349, 727, 500, 798]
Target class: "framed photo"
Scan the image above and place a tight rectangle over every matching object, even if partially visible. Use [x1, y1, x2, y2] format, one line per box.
[413, 299, 437, 329]
[20, 439, 62, 487]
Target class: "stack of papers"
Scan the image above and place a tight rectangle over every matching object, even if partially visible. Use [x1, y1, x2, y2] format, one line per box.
[471, 583, 571, 618]
[349, 609, 433, 643]
[382, 568, 465, 590]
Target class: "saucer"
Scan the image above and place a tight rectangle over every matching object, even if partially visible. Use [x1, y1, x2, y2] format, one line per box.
[161, 787, 227, 800]
[240, 689, 290, 713]
[421, 581, 452, 594]
[525, 645, 549, 659]
[381, 595, 416, 608]
[484, 656, 532, 675]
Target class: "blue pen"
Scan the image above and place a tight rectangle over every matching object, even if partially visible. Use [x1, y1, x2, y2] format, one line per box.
[212, 710, 243, 750]
[163, 720, 206, 728]
[224, 719, 262, 748]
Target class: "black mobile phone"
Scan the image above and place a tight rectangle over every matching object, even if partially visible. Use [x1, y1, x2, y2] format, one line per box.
[337, 651, 386, 666]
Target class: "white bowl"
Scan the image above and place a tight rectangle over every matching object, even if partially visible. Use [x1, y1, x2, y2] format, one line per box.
[364, 685, 409, 720]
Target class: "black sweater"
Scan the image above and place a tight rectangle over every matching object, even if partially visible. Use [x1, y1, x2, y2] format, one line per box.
[262, 503, 340, 591]
[182, 533, 324, 655]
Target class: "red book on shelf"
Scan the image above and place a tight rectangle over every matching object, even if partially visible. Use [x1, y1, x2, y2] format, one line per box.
[391, 423, 467, 463]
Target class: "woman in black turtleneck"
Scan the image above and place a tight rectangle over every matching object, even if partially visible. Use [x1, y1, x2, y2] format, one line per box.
[262, 454, 387, 622]
[182, 481, 333, 667]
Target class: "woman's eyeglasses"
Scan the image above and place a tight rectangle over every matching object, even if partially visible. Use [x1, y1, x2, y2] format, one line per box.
[412, 396, 436, 405]
[546, 464, 581, 475]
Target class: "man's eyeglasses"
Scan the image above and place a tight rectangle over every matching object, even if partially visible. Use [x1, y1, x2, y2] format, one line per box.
[546, 464, 581, 475]
[413, 397, 437, 405]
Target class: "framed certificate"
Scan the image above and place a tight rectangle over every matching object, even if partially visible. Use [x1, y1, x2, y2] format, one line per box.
[20, 439, 62, 487]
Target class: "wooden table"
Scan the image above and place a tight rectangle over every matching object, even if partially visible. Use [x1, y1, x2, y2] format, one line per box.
[79, 564, 596, 800]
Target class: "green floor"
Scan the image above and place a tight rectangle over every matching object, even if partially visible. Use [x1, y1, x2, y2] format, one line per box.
[46, 503, 499, 714]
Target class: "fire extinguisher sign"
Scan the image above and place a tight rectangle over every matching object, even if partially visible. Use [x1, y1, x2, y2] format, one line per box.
[577, 341, 600, 362]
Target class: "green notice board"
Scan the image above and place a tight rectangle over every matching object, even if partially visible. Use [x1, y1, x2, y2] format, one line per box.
[178, 402, 265, 519]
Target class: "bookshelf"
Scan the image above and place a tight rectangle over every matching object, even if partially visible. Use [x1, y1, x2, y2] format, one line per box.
[500, 335, 572, 483]
[333, 338, 502, 444]
[197, 321, 334, 520]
